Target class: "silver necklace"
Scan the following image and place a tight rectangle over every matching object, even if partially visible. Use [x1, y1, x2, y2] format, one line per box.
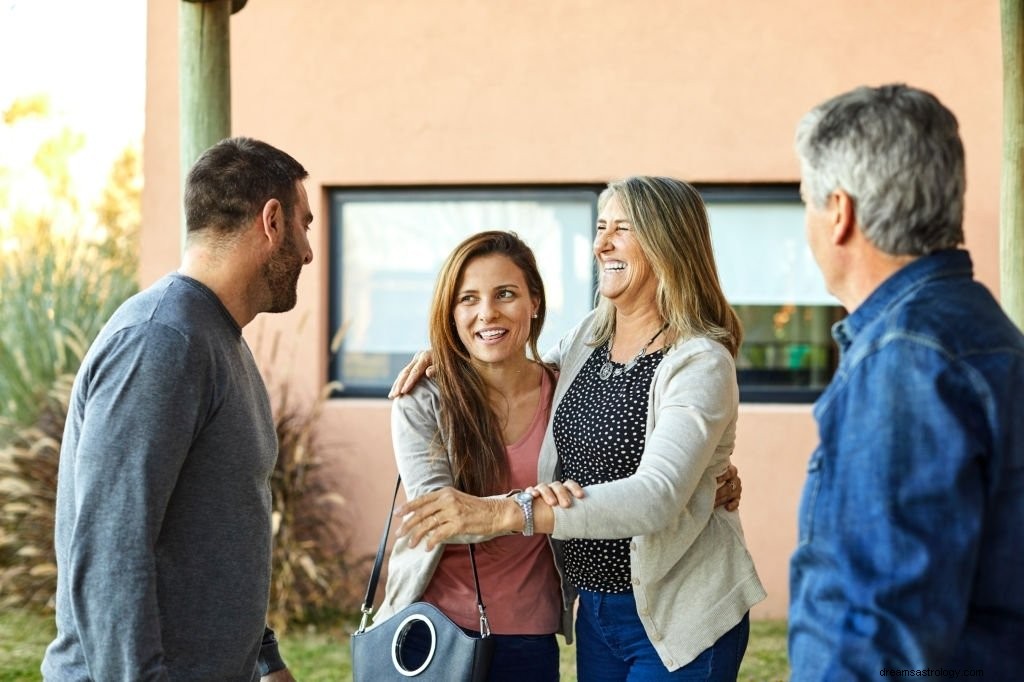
[598, 323, 668, 381]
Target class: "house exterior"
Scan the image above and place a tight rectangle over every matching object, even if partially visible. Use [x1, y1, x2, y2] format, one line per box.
[142, 0, 1004, 618]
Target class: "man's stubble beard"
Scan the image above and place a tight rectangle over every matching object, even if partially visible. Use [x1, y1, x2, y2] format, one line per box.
[263, 223, 302, 314]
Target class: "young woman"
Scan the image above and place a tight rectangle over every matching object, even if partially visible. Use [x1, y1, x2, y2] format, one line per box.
[376, 231, 570, 681]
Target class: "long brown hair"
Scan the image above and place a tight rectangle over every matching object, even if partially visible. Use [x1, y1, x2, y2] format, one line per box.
[429, 231, 549, 496]
[591, 176, 743, 357]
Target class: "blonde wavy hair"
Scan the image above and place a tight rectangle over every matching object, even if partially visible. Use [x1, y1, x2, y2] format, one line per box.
[590, 176, 742, 357]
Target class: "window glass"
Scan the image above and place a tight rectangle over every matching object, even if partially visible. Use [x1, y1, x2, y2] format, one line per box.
[328, 185, 842, 401]
[329, 189, 597, 395]
[704, 187, 844, 401]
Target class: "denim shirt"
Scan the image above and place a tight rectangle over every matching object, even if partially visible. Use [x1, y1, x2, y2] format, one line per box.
[789, 249, 1024, 680]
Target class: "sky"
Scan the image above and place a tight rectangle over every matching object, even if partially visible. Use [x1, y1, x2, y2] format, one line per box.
[0, 0, 146, 203]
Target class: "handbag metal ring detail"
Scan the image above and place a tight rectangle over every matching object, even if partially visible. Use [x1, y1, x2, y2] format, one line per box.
[391, 613, 437, 676]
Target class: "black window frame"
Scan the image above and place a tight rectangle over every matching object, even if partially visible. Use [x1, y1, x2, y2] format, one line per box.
[327, 184, 603, 398]
[327, 183, 839, 403]
[699, 183, 840, 403]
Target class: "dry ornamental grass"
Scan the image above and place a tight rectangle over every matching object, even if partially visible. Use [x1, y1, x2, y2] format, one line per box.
[0, 375, 72, 611]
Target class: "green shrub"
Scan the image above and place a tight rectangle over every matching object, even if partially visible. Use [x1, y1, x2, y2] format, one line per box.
[0, 95, 140, 606]
[0, 221, 137, 442]
[0, 97, 140, 442]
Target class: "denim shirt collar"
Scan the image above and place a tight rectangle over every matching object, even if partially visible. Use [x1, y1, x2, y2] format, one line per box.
[831, 248, 973, 352]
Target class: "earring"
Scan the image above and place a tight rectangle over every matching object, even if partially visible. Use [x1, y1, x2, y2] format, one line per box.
[532, 312, 538, 319]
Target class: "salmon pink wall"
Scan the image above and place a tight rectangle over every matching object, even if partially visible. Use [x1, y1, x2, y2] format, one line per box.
[143, 0, 1003, 619]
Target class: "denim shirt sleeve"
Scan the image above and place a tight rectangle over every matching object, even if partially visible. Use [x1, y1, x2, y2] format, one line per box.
[793, 336, 987, 674]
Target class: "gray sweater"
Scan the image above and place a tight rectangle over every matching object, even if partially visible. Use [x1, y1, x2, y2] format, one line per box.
[541, 311, 766, 671]
[42, 274, 280, 681]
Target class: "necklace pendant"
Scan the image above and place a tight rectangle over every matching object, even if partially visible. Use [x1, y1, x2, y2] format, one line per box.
[598, 361, 614, 381]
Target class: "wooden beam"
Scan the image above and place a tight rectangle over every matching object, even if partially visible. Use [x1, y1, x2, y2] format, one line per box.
[1001, 0, 1024, 328]
[178, 0, 234, 240]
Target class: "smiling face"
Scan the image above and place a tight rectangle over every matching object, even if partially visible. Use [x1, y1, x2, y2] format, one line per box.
[452, 253, 539, 367]
[593, 192, 657, 310]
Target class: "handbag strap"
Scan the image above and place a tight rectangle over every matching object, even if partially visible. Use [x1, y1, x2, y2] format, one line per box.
[356, 475, 490, 637]
[357, 476, 402, 631]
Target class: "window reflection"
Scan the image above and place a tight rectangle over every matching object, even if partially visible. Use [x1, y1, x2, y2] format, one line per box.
[734, 304, 844, 399]
[704, 186, 843, 401]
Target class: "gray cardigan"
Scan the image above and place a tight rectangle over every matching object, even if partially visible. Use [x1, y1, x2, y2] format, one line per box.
[377, 381, 575, 639]
[541, 312, 766, 671]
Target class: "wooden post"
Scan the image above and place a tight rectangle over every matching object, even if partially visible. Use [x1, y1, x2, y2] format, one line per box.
[178, 0, 247, 241]
[1001, 0, 1024, 328]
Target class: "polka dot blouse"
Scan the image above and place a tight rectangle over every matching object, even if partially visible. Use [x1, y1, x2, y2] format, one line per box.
[552, 339, 666, 593]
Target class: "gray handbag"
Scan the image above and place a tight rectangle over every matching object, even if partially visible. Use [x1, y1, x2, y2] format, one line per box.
[350, 477, 494, 681]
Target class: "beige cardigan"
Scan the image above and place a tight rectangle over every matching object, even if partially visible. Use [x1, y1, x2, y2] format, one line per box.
[540, 311, 766, 671]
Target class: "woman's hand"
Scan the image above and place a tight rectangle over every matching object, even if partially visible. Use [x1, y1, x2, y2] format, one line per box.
[528, 480, 585, 509]
[715, 464, 742, 511]
[395, 487, 511, 550]
[388, 350, 435, 398]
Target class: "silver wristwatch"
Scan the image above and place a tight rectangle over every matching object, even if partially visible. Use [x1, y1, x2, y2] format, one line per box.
[513, 491, 534, 537]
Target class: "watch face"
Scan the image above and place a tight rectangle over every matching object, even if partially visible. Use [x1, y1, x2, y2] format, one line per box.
[516, 491, 532, 504]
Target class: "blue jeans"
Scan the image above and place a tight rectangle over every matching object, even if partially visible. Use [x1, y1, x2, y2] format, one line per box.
[575, 590, 749, 681]
[399, 622, 559, 682]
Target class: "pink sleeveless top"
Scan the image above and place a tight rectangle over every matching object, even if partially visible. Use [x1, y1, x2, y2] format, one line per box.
[421, 370, 561, 634]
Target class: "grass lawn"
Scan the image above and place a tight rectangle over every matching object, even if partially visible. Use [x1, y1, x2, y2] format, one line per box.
[0, 610, 56, 682]
[2, 608, 789, 681]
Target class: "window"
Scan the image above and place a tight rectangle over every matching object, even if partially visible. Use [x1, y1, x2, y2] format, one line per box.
[328, 188, 599, 396]
[328, 184, 842, 401]
[703, 185, 844, 402]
